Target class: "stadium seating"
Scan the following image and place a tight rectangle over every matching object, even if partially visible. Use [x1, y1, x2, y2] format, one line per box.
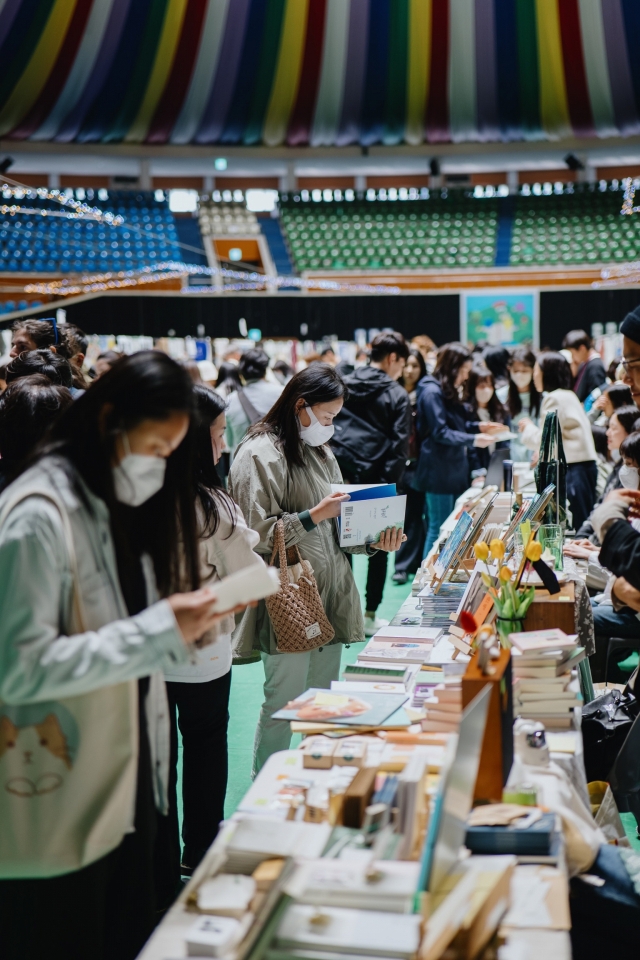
[198, 200, 260, 237]
[279, 191, 499, 272]
[509, 182, 640, 266]
[0, 190, 181, 274]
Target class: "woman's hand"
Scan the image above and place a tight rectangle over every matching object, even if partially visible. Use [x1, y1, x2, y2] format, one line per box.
[371, 527, 407, 552]
[168, 589, 232, 645]
[605, 488, 640, 517]
[563, 542, 596, 560]
[592, 394, 607, 412]
[309, 492, 350, 524]
[478, 421, 505, 434]
[518, 417, 534, 433]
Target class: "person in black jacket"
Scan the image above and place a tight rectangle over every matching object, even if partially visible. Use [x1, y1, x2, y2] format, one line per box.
[414, 343, 503, 557]
[562, 329, 608, 403]
[333, 332, 411, 635]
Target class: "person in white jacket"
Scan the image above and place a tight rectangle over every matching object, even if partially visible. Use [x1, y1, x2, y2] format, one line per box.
[519, 351, 598, 530]
[157, 386, 263, 901]
[0, 353, 231, 960]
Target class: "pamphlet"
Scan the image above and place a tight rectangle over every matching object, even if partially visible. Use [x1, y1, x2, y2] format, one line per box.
[433, 512, 473, 579]
[271, 687, 408, 727]
[338, 494, 407, 547]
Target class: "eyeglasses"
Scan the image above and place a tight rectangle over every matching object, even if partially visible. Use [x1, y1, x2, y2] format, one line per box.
[620, 358, 640, 372]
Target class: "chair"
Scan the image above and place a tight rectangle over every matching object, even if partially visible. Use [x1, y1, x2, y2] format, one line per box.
[605, 637, 640, 686]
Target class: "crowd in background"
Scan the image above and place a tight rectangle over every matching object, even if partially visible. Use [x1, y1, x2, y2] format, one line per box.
[3, 309, 640, 958]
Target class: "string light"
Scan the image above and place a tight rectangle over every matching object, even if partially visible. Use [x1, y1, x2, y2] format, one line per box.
[621, 178, 640, 216]
[25, 261, 402, 297]
[0, 184, 124, 225]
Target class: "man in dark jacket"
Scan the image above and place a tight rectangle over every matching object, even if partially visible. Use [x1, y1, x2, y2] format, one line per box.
[332, 332, 411, 636]
[562, 330, 607, 404]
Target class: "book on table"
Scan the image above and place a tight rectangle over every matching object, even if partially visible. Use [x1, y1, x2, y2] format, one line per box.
[358, 640, 432, 665]
[271, 688, 408, 728]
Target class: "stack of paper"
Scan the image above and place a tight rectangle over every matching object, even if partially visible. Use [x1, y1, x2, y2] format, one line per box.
[358, 639, 432, 665]
[223, 818, 331, 873]
[274, 904, 422, 959]
[421, 680, 463, 733]
[510, 630, 584, 729]
[284, 859, 420, 913]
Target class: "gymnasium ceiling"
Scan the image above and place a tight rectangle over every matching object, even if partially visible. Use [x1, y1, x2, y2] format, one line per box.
[2, 0, 640, 151]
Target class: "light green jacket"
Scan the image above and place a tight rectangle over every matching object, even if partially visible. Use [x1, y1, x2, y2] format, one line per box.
[228, 432, 366, 658]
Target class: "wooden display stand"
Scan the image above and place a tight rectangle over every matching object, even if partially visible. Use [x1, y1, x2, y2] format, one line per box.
[461, 648, 514, 803]
[523, 582, 575, 634]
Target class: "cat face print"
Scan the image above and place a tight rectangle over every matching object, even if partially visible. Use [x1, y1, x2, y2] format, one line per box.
[0, 703, 78, 798]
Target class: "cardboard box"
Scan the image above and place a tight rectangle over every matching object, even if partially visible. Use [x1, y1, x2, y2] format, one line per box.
[302, 736, 335, 769]
[523, 582, 575, 635]
[500, 865, 571, 931]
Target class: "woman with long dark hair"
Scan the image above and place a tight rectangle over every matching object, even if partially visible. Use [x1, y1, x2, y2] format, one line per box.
[520, 352, 598, 530]
[158, 386, 262, 901]
[507, 347, 541, 462]
[414, 343, 503, 555]
[0, 352, 229, 960]
[229, 364, 403, 774]
[393, 348, 428, 584]
[463, 360, 511, 478]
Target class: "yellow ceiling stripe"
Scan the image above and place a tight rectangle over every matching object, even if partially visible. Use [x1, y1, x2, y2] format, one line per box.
[535, 0, 571, 137]
[0, 0, 78, 136]
[263, 0, 309, 147]
[125, 0, 189, 142]
[405, 0, 431, 145]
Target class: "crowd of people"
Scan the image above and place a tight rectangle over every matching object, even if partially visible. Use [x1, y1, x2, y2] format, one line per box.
[2, 309, 640, 958]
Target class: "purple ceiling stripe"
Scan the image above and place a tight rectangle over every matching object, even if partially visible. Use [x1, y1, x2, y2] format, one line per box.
[601, 0, 640, 135]
[54, 0, 131, 142]
[475, 0, 499, 141]
[0, 0, 22, 49]
[335, 0, 369, 146]
[195, 0, 251, 144]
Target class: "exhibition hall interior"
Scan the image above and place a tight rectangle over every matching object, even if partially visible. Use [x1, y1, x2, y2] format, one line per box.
[4, 3, 640, 959]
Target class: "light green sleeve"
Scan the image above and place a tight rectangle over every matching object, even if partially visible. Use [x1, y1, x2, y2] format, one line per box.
[0, 504, 188, 706]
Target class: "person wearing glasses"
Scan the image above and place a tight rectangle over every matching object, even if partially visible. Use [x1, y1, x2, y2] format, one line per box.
[619, 306, 640, 409]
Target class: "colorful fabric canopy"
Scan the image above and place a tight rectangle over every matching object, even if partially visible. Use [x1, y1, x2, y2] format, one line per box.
[0, 0, 639, 147]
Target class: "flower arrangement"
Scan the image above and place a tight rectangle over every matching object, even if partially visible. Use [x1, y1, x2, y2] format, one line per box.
[471, 538, 539, 645]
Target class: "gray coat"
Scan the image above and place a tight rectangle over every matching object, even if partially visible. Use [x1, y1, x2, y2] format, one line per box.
[228, 432, 367, 657]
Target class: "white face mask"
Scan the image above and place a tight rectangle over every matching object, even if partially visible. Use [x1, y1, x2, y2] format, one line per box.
[619, 464, 640, 490]
[112, 432, 167, 506]
[475, 386, 494, 405]
[511, 370, 532, 390]
[299, 405, 334, 446]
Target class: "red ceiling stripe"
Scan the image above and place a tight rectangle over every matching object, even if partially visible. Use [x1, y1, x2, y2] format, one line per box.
[558, 0, 595, 137]
[425, 0, 449, 142]
[286, 0, 327, 146]
[8, 0, 94, 140]
[146, 0, 208, 144]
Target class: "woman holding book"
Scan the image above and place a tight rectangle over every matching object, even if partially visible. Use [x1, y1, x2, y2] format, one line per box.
[229, 364, 403, 775]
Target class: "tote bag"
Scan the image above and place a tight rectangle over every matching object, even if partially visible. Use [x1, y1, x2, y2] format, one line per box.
[0, 489, 137, 878]
[535, 411, 567, 525]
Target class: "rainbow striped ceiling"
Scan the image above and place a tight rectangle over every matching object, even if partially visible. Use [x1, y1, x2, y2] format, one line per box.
[1, 0, 640, 147]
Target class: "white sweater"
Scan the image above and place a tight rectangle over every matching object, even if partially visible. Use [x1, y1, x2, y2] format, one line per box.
[521, 389, 596, 464]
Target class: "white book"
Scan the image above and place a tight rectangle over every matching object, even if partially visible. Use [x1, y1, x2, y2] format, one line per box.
[339, 495, 407, 548]
[373, 626, 442, 644]
[517, 690, 579, 703]
[276, 905, 421, 958]
[516, 702, 575, 714]
[359, 641, 431, 664]
[284, 860, 420, 912]
[510, 629, 578, 655]
[197, 874, 256, 917]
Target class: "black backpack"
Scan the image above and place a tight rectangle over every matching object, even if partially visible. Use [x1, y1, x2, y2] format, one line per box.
[330, 405, 392, 483]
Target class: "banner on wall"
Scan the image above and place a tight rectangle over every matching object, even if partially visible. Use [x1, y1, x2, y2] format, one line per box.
[461, 291, 539, 349]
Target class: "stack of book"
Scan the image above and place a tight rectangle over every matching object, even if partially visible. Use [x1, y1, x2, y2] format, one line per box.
[510, 629, 585, 729]
[421, 679, 463, 733]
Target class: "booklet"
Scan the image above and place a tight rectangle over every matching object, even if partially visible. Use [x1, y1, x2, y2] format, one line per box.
[271, 687, 408, 727]
[338, 494, 407, 547]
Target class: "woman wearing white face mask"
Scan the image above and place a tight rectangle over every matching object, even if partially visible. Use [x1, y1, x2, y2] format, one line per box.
[463, 361, 511, 482]
[229, 364, 404, 774]
[157, 386, 263, 903]
[0, 353, 236, 960]
[507, 348, 541, 463]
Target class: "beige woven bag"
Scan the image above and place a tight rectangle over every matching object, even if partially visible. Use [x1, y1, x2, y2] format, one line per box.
[265, 519, 335, 653]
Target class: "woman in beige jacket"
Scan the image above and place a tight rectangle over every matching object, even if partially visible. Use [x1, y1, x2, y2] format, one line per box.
[229, 364, 404, 775]
[519, 351, 597, 530]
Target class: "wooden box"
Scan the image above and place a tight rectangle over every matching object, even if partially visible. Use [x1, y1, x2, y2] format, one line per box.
[462, 648, 514, 803]
[523, 582, 575, 634]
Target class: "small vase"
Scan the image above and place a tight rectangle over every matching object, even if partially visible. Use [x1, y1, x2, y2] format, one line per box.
[496, 617, 524, 648]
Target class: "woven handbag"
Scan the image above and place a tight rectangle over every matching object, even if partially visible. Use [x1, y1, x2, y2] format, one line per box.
[265, 519, 335, 653]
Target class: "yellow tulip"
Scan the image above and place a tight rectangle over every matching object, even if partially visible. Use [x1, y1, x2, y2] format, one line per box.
[525, 541, 543, 562]
[474, 541, 490, 562]
[499, 565, 513, 583]
[490, 539, 506, 560]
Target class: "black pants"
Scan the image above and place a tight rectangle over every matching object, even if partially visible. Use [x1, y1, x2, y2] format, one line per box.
[0, 795, 157, 960]
[567, 460, 598, 532]
[394, 484, 426, 575]
[156, 671, 231, 908]
[365, 547, 388, 613]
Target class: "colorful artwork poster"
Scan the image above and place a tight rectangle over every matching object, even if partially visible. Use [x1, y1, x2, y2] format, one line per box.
[462, 292, 538, 348]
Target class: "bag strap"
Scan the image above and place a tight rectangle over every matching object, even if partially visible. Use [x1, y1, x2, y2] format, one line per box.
[0, 487, 87, 632]
[237, 387, 262, 426]
[269, 518, 302, 581]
